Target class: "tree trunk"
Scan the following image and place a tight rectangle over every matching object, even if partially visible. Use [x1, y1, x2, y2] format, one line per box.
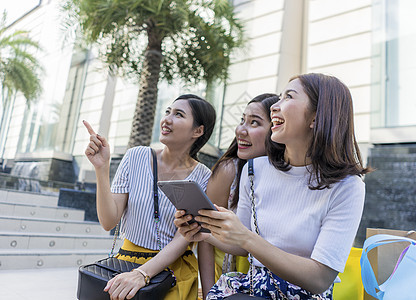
[127, 47, 163, 148]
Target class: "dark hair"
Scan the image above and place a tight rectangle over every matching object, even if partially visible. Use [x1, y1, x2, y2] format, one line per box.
[269, 73, 371, 189]
[211, 93, 279, 209]
[174, 94, 216, 160]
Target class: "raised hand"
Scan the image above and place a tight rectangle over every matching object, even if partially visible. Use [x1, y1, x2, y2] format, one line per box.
[83, 120, 110, 169]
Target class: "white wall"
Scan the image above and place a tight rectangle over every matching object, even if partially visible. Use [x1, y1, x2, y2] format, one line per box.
[307, 0, 372, 161]
[219, 0, 284, 149]
[220, 0, 373, 162]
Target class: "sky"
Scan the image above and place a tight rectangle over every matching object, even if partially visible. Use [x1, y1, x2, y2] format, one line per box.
[2, 0, 41, 26]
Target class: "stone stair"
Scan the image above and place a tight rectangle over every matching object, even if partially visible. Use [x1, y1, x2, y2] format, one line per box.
[0, 189, 121, 270]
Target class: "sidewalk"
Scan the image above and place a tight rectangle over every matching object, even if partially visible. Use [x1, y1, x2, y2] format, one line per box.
[0, 267, 78, 299]
[0, 266, 204, 299]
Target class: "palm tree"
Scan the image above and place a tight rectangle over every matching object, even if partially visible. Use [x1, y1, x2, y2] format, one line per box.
[63, 0, 244, 148]
[0, 12, 43, 160]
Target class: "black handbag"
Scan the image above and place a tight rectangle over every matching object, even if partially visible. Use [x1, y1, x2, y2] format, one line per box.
[77, 257, 176, 300]
[77, 149, 176, 299]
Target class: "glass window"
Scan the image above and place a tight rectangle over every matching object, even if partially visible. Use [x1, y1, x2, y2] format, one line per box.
[372, 0, 416, 128]
[16, 51, 88, 154]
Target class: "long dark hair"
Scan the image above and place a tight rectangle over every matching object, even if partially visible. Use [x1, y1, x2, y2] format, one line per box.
[174, 94, 216, 160]
[211, 93, 279, 209]
[269, 73, 371, 189]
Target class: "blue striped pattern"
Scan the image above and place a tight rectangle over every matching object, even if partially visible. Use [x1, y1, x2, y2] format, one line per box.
[111, 146, 211, 250]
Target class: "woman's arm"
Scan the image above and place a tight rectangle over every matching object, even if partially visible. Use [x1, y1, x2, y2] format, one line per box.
[197, 241, 216, 298]
[206, 160, 235, 209]
[197, 174, 366, 294]
[250, 176, 366, 293]
[94, 163, 128, 231]
[198, 160, 236, 298]
[104, 230, 190, 300]
[84, 121, 127, 231]
[197, 208, 337, 294]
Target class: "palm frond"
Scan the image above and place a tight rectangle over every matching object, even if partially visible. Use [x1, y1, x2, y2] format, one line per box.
[0, 13, 43, 106]
[63, 0, 244, 84]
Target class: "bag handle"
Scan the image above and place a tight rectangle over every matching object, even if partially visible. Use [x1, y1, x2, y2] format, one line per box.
[360, 233, 416, 299]
[363, 234, 416, 251]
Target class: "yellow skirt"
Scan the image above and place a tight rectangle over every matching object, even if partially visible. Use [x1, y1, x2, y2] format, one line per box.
[214, 247, 249, 282]
[116, 239, 199, 300]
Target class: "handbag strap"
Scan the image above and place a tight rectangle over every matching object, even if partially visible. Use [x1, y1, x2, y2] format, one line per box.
[109, 148, 161, 257]
[247, 159, 288, 300]
[360, 234, 416, 299]
[151, 148, 162, 251]
[109, 223, 120, 257]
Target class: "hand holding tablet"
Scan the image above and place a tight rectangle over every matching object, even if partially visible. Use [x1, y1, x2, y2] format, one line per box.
[157, 180, 217, 233]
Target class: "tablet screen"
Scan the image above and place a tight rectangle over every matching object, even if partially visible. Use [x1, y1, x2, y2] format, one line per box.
[158, 180, 216, 233]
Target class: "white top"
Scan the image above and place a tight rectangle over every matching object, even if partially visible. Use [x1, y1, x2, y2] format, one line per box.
[237, 156, 365, 273]
[111, 146, 211, 250]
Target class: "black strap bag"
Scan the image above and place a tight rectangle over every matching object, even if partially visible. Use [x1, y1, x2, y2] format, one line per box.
[77, 257, 175, 300]
[77, 149, 176, 300]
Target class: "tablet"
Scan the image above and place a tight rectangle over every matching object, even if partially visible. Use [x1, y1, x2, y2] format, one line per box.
[157, 180, 217, 233]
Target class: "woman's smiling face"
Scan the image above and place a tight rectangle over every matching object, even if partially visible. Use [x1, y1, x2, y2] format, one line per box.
[270, 78, 315, 151]
[159, 99, 200, 147]
[235, 102, 270, 160]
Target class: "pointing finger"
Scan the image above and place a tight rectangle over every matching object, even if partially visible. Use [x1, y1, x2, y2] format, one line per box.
[83, 120, 96, 135]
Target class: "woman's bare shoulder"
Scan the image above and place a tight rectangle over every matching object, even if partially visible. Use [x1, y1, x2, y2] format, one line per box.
[214, 159, 237, 178]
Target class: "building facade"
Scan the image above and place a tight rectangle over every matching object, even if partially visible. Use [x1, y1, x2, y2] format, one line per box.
[1, 1, 415, 195]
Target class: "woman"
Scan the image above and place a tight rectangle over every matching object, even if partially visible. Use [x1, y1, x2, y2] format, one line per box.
[199, 93, 279, 298]
[175, 73, 370, 299]
[84, 94, 216, 300]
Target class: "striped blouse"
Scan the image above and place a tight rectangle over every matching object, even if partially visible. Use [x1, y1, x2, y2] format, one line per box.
[111, 146, 211, 250]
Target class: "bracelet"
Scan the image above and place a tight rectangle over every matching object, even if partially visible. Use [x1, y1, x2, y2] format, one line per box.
[134, 268, 150, 286]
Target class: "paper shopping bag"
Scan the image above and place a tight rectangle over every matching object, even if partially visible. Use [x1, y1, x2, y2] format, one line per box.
[363, 228, 416, 300]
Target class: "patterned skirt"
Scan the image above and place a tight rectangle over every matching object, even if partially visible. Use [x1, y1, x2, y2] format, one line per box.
[206, 266, 333, 300]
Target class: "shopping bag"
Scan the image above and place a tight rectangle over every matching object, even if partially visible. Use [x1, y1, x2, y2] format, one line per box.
[333, 247, 364, 300]
[363, 228, 416, 300]
[361, 231, 416, 300]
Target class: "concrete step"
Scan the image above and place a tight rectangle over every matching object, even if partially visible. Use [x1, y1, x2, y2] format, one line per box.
[0, 249, 113, 270]
[0, 187, 122, 271]
[0, 216, 110, 236]
[0, 190, 58, 206]
[0, 232, 122, 251]
[0, 201, 85, 221]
